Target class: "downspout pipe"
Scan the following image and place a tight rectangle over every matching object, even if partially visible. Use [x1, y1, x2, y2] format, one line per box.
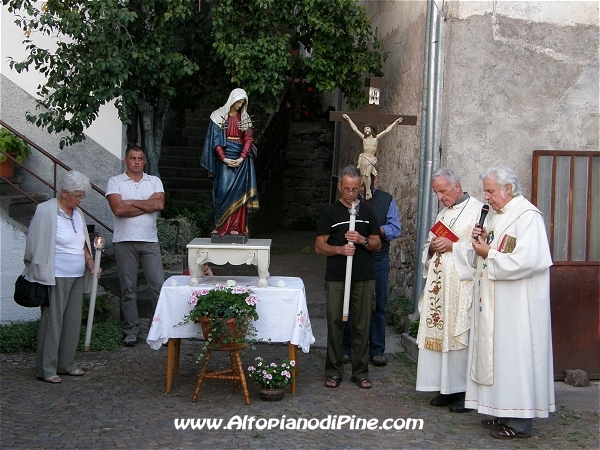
[412, 0, 446, 309]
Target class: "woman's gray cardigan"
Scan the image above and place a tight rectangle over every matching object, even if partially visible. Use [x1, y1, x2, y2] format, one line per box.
[22, 198, 93, 293]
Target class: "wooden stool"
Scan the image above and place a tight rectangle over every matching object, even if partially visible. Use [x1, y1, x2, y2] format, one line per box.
[191, 344, 250, 405]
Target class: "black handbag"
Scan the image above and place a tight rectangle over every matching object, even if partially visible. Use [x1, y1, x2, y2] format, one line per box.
[14, 275, 50, 307]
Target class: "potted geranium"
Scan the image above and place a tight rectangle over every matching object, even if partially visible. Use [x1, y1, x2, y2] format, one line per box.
[247, 356, 296, 401]
[179, 281, 259, 360]
[0, 127, 31, 177]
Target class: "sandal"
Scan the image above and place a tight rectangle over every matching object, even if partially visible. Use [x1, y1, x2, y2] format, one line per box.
[67, 368, 85, 376]
[351, 376, 372, 389]
[481, 418, 503, 429]
[490, 426, 531, 439]
[324, 376, 342, 388]
[41, 376, 62, 384]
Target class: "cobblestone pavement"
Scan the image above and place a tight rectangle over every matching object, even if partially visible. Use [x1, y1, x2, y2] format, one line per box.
[2, 229, 598, 449]
[2, 339, 598, 449]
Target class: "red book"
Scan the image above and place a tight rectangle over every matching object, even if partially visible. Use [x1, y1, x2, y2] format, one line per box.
[430, 220, 459, 242]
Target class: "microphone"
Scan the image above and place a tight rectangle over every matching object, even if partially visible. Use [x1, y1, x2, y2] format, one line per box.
[473, 205, 490, 241]
[476, 205, 490, 228]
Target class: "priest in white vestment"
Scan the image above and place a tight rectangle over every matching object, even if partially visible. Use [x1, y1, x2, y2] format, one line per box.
[464, 166, 555, 440]
[416, 168, 483, 413]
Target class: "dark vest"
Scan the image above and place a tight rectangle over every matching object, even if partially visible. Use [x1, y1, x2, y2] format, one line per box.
[367, 189, 393, 255]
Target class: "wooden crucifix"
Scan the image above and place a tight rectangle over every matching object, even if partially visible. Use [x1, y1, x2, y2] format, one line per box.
[330, 77, 417, 199]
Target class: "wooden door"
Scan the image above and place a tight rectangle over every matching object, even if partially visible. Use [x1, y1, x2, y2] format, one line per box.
[532, 150, 600, 380]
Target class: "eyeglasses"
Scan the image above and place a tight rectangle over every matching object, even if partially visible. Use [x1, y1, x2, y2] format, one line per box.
[69, 192, 86, 201]
[341, 187, 360, 194]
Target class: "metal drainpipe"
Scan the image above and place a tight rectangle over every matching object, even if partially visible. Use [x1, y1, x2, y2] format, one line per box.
[412, 0, 446, 309]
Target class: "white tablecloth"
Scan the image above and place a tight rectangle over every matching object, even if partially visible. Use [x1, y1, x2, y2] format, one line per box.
[146, 276, 315, 352]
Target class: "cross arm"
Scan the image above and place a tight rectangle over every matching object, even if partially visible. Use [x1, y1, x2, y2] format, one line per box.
[329, 111, 417, 126]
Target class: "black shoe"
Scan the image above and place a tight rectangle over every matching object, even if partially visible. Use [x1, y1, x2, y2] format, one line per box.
[449, 399, 473, 413]
[370, 355, 387, 367]
[430, 393, 456, 407]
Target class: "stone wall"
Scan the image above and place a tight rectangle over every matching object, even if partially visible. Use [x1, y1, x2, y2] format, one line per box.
[282, 121, 334, 228]
[338, 1, 428, 302]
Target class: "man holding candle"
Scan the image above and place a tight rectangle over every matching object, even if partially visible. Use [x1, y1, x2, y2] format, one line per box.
[315, 166, 381, 389]
[106, 146, 165, 347]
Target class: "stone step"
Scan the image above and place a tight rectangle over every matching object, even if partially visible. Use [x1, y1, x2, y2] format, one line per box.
[159, 165, 208, 179]
[0, 176, 23, 195]
[161, 146, 202, 158]
[162, 181, 212, 196]
[163, 188, 212, 204]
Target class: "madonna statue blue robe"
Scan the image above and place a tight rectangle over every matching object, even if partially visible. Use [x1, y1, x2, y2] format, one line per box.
[200, 90, 259, 236]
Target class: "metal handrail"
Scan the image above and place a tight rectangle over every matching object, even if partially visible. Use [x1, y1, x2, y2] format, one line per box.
[0, 119, 113, 234]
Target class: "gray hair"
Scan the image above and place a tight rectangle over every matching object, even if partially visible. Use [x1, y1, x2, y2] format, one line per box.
[480, 166, 524, 197]
[432, 167, 461, 186]
[58, 170, 91, 195]
[338, 165, 361, 182]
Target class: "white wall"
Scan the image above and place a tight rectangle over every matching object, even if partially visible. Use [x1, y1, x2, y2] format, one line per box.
[0, 3, 124, 158]
[0, 212, 39, 323]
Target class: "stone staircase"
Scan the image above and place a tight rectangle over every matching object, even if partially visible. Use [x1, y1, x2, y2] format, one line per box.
[0, 176, 48, 228]
[160, 108, 213, 208]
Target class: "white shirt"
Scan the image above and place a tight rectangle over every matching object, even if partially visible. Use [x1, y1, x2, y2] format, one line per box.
[106, 172, 164, 243]
[54, 208, 86, 277]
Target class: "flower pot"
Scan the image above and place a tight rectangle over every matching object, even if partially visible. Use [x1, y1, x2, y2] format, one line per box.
[0, 154, 16, 177]
[197, 317, 248, 350]
[259, 386, 285, 402]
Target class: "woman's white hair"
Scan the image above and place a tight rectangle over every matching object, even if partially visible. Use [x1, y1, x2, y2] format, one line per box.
[58, 170, 91, 195]
[480, 166, 524, 197]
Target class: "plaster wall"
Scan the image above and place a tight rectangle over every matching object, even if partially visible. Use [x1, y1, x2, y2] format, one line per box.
[0, 212, 38, 323]
[338, 1, 427, 299]
[0, 4, 124, 157]
[442, 1, 599, 201]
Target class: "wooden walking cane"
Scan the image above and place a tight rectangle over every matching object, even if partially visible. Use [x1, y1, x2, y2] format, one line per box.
[343, 201, 359, 321]
[84, 235, 104, 351]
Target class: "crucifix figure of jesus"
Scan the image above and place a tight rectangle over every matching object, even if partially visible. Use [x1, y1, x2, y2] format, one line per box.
[330, 77, 417, 199]
[342, 114, 402, 199]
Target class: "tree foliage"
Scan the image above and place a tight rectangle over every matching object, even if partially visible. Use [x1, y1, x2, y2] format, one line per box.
[4, 0, 385, 174]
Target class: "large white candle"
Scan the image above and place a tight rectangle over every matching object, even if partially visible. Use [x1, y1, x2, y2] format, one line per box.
[84, 235, 104, 351]
[343, 201, 359, 321]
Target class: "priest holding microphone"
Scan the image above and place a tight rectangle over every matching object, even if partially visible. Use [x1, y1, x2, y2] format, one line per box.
[464, 166, 555, 439]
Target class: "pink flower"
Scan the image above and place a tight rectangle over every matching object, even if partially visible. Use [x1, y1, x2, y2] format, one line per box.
[189, 298, 197, 306]
[290, 360, 296, 367]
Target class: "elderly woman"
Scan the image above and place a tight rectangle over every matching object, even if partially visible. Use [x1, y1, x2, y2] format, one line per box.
[22, 170, 100, 383]
[200, 88, 259, 236]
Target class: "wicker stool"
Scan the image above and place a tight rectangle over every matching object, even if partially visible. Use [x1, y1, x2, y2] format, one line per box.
[191, 344, 250, 405]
